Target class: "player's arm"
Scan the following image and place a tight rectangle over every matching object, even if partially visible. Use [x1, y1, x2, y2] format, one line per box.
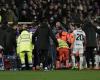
[70, 32, 75, 49]
[49, 28, 59, 47]
[83, 32, 86, 50]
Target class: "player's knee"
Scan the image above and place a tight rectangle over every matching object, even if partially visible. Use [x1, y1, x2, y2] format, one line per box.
[79, 54, 83, 57]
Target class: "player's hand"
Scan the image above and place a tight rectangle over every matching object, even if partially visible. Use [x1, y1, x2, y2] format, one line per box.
[57, 47, 59, 51]
[70, 45, 73, 49]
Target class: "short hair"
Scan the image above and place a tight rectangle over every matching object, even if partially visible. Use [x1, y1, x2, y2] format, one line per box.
[75, 23, 81, 28]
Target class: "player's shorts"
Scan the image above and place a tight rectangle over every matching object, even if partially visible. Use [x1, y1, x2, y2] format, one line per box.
[72, 47, 84, 55]
[58, 48, 69, 61]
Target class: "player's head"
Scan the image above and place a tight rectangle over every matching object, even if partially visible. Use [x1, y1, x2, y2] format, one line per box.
[69, 22, 75, 31]
[56, 21, 61, 29]
[75, 23, 81, 29]
[57, 27, 63, 33]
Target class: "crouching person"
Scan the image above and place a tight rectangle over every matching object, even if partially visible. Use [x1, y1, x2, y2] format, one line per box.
[17, 25, 34, 70]
[56, 27, 69, 69]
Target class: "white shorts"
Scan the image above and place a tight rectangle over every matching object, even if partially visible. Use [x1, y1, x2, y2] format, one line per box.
[0, 45, 3, 49]
[72, 48, 84, 55]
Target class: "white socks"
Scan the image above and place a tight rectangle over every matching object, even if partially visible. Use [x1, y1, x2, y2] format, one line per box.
[95, 55, 99, 68]
[83, 56, 87, 68]
[79, 56, 84, 70]
[71, 55, 76, 67]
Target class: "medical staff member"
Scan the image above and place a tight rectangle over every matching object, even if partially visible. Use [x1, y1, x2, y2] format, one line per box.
[17, 25, 34, 69]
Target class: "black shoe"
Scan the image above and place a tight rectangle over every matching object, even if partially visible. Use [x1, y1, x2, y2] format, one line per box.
[21, 67, 26, 70]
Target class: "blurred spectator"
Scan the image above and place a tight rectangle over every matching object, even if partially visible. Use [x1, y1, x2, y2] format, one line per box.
[11, 4, 19, 20]
[19, 10, 31, 22]
[6, 8, 17, 22]
[0, 0, 99, 24]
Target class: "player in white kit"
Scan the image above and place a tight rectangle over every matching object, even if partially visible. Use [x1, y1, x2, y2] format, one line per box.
[71, 24, 86, 70]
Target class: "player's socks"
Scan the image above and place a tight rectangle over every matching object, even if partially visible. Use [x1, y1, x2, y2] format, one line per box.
[83, 56, 87, 69]
[40, 63, 43, 69]
[71, 55, 76, 67]
[95, 55, 99, 69]
[99, 55, 100, 63]
[79, 56, 84, 70]
[65, 60, 69, 68]
[44, 67, 49, 71]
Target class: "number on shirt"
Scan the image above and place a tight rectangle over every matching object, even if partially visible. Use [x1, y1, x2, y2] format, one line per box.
[76, 34, 83, 41]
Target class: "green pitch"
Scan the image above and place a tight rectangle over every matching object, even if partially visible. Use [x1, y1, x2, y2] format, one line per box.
[0, 70, 100, 80]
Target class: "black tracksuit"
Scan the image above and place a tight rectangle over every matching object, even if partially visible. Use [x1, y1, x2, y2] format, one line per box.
[32, 22, 58, 68]
[83, 19, 100, 68]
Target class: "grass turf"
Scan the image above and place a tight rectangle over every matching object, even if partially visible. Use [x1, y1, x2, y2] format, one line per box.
[0, 70, 100, 80]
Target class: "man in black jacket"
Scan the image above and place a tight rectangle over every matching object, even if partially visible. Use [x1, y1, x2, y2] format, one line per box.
[0, 19, 17, 70]
[0, 16, 6, 70]
[0, 18, 9, 51]
[32, 21, 58, 71]
[0, 19, 17, 56]
[83, 16, 100, 69]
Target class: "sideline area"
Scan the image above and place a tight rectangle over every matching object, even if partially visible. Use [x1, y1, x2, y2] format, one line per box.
[0, 70, 100, 80]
